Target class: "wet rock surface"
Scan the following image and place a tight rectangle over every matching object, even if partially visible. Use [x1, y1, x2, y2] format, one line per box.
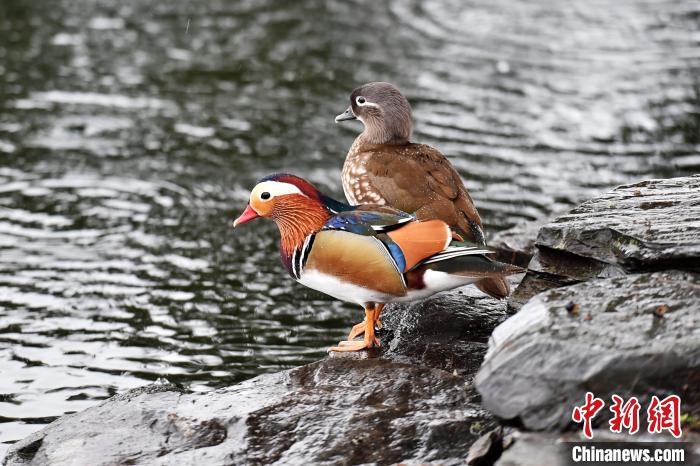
[488, 219, 548, 268]
[537, 176, 700, 271]
[476, 271, 700, 431]
[5, 358, 495, 466]
[379, 289, 514, 376]
[511, 175, 700, 308]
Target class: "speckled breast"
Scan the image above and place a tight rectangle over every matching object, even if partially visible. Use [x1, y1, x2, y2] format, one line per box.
[342, 147, 387, 206]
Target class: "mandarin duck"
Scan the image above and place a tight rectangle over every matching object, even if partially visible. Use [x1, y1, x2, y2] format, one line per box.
[233, 174, 521, 352]
[335, 82, 511, 299]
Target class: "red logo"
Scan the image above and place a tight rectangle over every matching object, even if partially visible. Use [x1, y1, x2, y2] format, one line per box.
[647, 395, 682, 438]
[572, 392, 605, 439]
[572, 393, 683, 439]
[609, 395, 641, 434]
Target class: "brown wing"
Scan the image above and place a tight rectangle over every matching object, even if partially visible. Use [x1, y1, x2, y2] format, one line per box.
[362, 143, 485, 244]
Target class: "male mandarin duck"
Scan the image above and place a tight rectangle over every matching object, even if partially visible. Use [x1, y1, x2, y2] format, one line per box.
[335, 82, 511, 299]
[233, 174, 521, 352]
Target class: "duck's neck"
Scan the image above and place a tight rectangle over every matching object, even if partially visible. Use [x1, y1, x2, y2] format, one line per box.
[273, 200, 331, 257]
[358, 110, 412, 146]
[358, 127, 410, 147]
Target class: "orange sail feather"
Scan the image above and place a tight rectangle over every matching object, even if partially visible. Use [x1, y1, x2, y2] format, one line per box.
[387, 219, 451, 272]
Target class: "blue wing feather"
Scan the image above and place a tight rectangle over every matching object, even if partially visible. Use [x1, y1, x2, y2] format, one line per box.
[322, 207, 414, 272]
[380, 237, 407, 273]
[322, 208, 415, 234]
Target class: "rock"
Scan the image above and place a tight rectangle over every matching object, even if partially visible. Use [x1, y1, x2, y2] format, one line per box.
[507, 247, 607, 312]
[488, 218, 548, 268]
[537, 176, 700, 270]
[495, 432, 567, 466]
[475, 271, 700, 431]
[466, 427, 505, 466]
[379, 290, 511, 376]
[511, 175, 700, 309]
[495, 430, 700, 466]
[5, 358, 496, 466]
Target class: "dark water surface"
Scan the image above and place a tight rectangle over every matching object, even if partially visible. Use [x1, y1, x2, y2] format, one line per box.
[0, 0, 698, 455]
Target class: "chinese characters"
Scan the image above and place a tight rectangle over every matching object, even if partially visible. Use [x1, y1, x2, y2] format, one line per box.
[571, 392, 682, 439]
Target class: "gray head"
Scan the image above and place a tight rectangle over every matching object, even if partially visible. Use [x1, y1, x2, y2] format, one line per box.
[335, 82, 412, 144]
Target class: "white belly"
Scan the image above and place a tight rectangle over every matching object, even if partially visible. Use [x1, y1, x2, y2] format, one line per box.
[299, 267, 479, 306]
[297, 268, 394, 306]
[393, 270, 478, 303]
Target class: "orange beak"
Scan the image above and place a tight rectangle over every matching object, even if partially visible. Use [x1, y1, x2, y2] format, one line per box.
[233, 204, 259, 227]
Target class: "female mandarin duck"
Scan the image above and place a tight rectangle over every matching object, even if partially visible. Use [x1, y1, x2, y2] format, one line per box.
[234, 174, 521, 352]
[335, 82, 511, 299]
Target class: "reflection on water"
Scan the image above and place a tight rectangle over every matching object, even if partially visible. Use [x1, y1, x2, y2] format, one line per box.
[0, 0, 698, 455]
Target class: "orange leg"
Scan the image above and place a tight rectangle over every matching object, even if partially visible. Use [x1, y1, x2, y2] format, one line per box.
[329, 304, 384, 352]
[374, 303, 384, 330]
[347, 320, 367, 341]
[346, 304, 384, 340]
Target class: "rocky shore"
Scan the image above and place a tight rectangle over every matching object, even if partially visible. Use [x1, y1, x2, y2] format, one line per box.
[5, 175, 699, 466]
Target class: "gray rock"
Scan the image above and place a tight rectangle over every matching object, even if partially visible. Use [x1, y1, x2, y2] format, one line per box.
[5, 358, 495, 466]
[476, 271, 700, 431]
[507, 247, 608, 312]
[495, 432, 567, 466]
[380, 290, 512, 376]
[488, 218, 549, 268]
[466, 427, 505, 466]
[537, 176, 700, 270]
[511, 175, 700, 309]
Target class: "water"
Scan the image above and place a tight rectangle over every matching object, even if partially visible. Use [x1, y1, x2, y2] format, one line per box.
[0, 0, 698, 456]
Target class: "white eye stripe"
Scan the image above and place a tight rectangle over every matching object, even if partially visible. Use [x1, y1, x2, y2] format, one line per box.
[355, 96, 380, 108]
[252, 181, 304, 201]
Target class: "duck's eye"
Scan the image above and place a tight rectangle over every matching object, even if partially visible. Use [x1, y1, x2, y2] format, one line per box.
[356, 96, 366, 105]
[260, 191, 271, 200]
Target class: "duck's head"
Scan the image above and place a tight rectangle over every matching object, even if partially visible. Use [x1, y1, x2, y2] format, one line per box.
[335, 82, 412, 145]
[234, 173, 349, 235]
[234, 174, 321, 226]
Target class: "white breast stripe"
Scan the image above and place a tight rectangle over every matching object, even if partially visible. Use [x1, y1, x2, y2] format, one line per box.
[291, 247, 301, 279]
[299, 234, 314, 271]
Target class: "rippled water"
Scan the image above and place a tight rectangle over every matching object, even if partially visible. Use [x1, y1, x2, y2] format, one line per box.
[0, 0, 698, 455]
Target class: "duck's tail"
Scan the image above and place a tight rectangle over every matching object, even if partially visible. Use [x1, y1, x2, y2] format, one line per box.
[476, 275, 512, 299]
[417, 247, 523, 278]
